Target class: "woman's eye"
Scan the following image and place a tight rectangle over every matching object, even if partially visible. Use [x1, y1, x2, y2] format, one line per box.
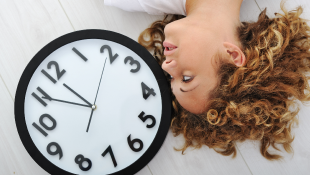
[182, 76, 193, 82]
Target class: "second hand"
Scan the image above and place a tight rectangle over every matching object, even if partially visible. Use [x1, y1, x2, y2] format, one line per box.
[86, 57, 108, 132]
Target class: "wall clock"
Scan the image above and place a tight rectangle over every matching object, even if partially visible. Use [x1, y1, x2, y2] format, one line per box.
[15, 29, 171, 175]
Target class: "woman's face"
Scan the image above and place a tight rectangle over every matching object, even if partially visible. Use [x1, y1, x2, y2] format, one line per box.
[162, 18, 221, 114]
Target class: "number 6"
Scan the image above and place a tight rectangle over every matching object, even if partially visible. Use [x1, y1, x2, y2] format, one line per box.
[127, 135, 143, 152]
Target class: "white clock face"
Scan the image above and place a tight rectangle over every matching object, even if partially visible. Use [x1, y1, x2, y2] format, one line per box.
[24, 39, 162, 175]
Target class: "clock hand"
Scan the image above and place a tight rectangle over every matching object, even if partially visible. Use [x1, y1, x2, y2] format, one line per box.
[86, 57, 108, 132]
[63, 83, 93, 107]
[86, 110, 94, 132]
[42, 96, 91, 108]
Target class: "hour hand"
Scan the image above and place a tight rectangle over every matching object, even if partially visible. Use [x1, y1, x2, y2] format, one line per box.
[42, 96, 91, 108]
[63, 83, 93, 107]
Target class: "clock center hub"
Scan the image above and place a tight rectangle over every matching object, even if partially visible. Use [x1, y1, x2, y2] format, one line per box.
[92, 105, 97, 110]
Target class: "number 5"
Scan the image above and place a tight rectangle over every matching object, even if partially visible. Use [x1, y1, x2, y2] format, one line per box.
[138, 111, 156, 128]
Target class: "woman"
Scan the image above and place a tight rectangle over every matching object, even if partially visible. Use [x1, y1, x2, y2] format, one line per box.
[105, 0, 310, 160]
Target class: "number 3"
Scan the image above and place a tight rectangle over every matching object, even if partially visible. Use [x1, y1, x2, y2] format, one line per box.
[124, 56, 141, 73]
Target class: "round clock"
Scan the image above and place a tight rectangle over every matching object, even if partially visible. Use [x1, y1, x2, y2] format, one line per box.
[15, 29, 171, 175]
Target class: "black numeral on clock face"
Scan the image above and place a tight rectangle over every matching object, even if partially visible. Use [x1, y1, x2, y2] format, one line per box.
[102, 145, 117, 167]
[32, 114, 57, 137]
[47, 142, 63, 159]
[124, 56, 141, 73]
[72, 47, 88, 62]
[127, 135, 143, 152]
[100, 45, 119, 64]
[75, 154, 92, 171]
[32, 87, 52, 107]
[141, 82, 156, 100]
[41, 61, 66, 83]
[138, 111, 156, 128]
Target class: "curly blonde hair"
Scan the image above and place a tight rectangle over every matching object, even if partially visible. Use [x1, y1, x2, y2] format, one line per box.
[138, 4, 310, 160]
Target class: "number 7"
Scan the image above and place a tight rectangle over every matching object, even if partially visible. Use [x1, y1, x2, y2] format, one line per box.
[102, 145, 117, 167]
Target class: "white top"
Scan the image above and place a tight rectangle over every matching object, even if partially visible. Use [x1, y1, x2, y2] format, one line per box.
[104, 0, 187, 16]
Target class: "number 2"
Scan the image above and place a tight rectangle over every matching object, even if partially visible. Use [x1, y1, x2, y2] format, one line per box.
[100, 45, 119, 64]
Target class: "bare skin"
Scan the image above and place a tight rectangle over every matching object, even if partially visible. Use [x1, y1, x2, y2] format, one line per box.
[162, 0, 246, 114]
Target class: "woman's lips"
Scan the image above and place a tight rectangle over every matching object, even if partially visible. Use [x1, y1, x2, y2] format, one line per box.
[163, 41, 177, 56]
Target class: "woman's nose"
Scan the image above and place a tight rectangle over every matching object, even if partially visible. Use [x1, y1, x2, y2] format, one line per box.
[162, 59, 177, 75]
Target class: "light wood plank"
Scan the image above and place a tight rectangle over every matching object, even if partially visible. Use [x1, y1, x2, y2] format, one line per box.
[136, 166, 153, 175]
[59, 0, 163, 42]
[148, 131, 252, 175]
[237, 0, 310, 174]
[0, 0, 73, 174]
[0, 78, 49, 175]
[240, 0, 262, 22]
[255, 0, 310, 20]
[0, 0, 73, 98]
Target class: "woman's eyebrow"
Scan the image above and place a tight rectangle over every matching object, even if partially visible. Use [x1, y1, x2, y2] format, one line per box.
[180, 88, 187, 92]
[180, 85, 199, 92]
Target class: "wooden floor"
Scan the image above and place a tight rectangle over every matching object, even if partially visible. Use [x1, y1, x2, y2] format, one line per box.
[1, 0, 310, 174]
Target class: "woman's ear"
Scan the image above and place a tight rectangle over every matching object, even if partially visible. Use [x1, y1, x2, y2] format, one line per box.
[223, 42, 246, 67]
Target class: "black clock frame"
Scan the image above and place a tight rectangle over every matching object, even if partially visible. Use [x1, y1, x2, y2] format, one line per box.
[15, 29, 171, 175]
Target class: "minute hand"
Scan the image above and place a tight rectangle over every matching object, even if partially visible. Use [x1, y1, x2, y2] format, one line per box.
[42, 96, 91, 108]
[86, 57, 108, 132]
[63, 83, 93, 107]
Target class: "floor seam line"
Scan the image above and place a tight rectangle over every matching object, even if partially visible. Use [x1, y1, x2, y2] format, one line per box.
[254, 0, 262, 11]
[147, 165, 154, 175]
[0, 74, 13, 100]
[58, 0, 76, 31]
[236, 144, 254, 175]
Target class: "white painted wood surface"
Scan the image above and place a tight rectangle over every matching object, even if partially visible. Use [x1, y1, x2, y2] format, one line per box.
[0, 0, 309, 174]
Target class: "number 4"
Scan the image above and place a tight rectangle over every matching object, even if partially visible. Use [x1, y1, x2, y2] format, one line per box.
[141, 82, 156, 100]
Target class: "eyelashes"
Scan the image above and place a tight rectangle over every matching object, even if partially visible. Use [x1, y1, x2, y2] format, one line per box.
[182, 76, 191, 82]
[167, 74, 194, 83]
[182, 75, 194, 83]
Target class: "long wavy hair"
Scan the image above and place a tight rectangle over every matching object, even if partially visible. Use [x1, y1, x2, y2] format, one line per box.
[138, 4, 310, 160]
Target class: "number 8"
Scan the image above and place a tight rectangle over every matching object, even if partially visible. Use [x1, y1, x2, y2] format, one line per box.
[75, 154, 92, 171]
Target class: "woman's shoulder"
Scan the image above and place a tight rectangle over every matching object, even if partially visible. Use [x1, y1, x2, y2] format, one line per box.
[104, 0, 187, 16]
